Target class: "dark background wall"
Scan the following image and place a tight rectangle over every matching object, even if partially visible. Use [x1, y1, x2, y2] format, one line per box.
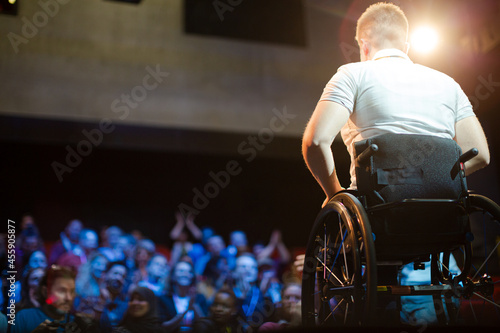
[0, 117, 352, 248]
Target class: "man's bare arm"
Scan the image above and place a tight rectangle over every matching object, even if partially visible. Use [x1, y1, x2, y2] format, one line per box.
[454, 116, 490, 176]
[302, 101, 350, 205]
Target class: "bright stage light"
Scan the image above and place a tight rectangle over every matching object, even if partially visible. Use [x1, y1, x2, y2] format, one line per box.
[411, 26, 439, 54]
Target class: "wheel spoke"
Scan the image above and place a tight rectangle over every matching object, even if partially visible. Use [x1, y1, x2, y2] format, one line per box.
[320, 303, 335, 325]
[324, 224, 327, 280]
[328, 298, 345, 321]
[472, 292, 500, 309]
[330, 229, 348, 277]
[316, 255, 344, 286]
[340, 220, 350, 281]
[471, 241, 500, 280]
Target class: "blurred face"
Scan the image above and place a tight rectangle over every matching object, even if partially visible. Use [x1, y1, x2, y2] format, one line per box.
[211, 292, 235, 325]
[206, 236, 225, 255]
[28, 268, 45, 289]
[173, 262, 194, 287]
[147, 256, 169, 279]
[80, 231, 98, 251]
[136, 247, 150, 263]
[24, 236, 39, 252]
[28, 251, 47, 269]
[217, 257, 229, 273]
[253, 244, 265, 257]
[66, 220, 83, 242]
[282, 284, 301, 313]
[235, 256, 258, 284]
[128, 292, 150, 318]
[116, 237, 133, 257]
[259, 266, 277, 281]
[106, 265, 127, 292]
[21, 215, 34, 229]
[230, 232, 247, 247]
[91, 256, 107, 279]
[46, 278, 76, 314]
[106, 227, 122, 247]
[202, 227, 214, 244]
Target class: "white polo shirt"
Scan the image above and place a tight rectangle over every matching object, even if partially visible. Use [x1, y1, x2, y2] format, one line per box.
[319, 49, 475, 188]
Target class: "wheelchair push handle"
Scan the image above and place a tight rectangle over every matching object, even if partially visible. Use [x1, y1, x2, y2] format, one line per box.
[450, 148, 479, 179]
[460, 148, 479, 164]
[356, 144, 379, 165]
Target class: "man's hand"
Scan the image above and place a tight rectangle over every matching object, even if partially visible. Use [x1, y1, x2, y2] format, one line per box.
[321, 187, 345, 207]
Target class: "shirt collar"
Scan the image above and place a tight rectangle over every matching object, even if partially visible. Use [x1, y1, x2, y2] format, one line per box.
[372, 49, 411, 62]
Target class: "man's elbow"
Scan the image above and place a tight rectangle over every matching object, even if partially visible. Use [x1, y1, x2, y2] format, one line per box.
[465, 152, 490, 176]
[302, 134, 320, 153]
[476, 143, 490, 169]
[477, 153, 490, 169]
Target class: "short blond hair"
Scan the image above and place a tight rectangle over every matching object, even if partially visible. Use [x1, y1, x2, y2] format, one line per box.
[356, 2, 408, 51]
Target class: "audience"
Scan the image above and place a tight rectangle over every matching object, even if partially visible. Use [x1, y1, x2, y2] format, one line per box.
[169, 212, 203, 267]
[229, 231, 250, 256]
[195, 234, 228, 276]
[74, 252, 109, 317]
[158, 258, 208, 332]
[99, 226, 125, 262]
[12, 265, 98, 333]
[14, 224, 45, 279]
[98, 262, 131, 333]
[24, 250, 48, 272]
[232, 253, 272, 331]
[112, 286, 164, 333]
[16, 267, 44, 311]
[13, 250, 48, 303]
[116, 233, 137, 272]
[257, 258, 282, 305]
[4, 214, 300, 332]
[48, 219, 83, 265]
[137, 254, 170, 296]
[130, 239, 157, 285]
[56, 228, 100, 270]
[258, 283, 302, 331]
[189, 226, 215, 266]
[192, 288, 239, 333]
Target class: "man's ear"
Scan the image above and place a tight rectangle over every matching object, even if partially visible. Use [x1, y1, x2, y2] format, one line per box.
[360, 39, 371, 60]
[363, 41, 370, 56]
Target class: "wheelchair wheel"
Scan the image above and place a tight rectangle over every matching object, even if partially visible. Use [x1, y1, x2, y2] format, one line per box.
[433, 194, 500, 325]
[301, 192, 377, 326]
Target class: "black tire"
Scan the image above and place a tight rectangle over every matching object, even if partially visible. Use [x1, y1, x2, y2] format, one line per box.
[302, 192, 377, 327]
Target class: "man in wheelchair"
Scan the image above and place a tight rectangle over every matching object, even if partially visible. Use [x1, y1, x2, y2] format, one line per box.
[301, 1, 496, 328]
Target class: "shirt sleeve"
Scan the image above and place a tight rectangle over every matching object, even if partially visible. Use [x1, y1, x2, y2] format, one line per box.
[319, 64, 358, 114]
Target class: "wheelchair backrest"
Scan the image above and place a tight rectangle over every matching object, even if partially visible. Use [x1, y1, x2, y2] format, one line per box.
[354, 133, 467, 206]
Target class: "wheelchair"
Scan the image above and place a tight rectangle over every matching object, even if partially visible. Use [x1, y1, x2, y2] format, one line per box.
[301, 133, 500, 327]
